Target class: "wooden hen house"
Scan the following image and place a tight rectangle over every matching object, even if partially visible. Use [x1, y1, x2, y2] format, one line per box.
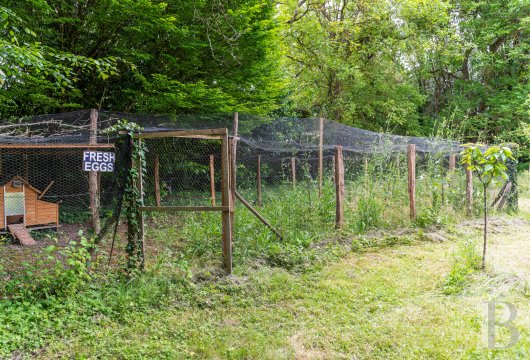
[0, 176, 59, 245]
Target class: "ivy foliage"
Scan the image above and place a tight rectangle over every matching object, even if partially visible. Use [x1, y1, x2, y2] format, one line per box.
[104, 120, 146, 271]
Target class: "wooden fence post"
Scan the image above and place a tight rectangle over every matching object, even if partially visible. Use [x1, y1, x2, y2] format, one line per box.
[154, 154, 161, 206]
[335, 146, 345, 229]
[407, 144, 416, 220]
[449, 153, 456, 172]
[89, 109, 100, 234]
[466, 167, 473, 215]
[318, 117, 324, 197]
[134, 138, 145, 270]
[291, 156, 296, 189]
[230, 113, 238, 231]
[209, 154, 216, 206]
[396, 154, 400, 178]
[221, 131, 233, 273]
[257, 155, 262, 207]
[364, 156, 369, 186]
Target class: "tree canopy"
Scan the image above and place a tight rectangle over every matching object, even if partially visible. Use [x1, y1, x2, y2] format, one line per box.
[1, 0, 528, 143]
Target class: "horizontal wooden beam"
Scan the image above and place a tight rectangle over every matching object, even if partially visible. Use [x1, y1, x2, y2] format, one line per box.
[0, 224, 61, 233]
[133, 128, 227, 140]
[0, 143, 115, 149]
[138, 205, 228, 212]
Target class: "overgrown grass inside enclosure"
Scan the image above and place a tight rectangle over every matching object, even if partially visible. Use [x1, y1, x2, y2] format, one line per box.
[153, 154, 480, 271]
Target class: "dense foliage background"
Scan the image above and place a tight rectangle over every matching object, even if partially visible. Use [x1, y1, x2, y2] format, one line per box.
[1, 0, 529, 142]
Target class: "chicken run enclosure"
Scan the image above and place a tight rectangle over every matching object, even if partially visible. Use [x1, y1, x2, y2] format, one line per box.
[0, 110, 518, 273]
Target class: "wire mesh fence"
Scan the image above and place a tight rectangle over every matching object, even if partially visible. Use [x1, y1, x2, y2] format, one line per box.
[142, 137, 222, 207]
[0, 110, 517, 272]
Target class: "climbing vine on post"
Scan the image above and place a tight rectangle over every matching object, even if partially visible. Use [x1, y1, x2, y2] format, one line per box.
[460, 144, 514, 270]
[104, 120, 146, 272]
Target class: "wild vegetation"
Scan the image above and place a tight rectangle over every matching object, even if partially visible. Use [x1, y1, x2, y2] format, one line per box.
[1, 174, 530, 358]
[1, 0, 529, 358]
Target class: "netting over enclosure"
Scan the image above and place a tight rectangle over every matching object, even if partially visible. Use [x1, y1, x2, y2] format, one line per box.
[96, 111, 460, 154]
[0, 110, 517, 271]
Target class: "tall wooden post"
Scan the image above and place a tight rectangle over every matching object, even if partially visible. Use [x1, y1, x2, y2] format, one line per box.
[89, 109, 100, 234]
[23, 154, 29, 181]
[407, 144, 416, 220]
[136, 138, 145, 269]
[230, 113, 238, 230]
[335, 146, 345, 229]
[466, 167, 473, 215]
[364, 156, 369, 186]
[318, 117, 324, 197]
[154, 154, 161, 206]
[449, 153, 456, 172]
[210, 155, 216, 206]
[257, 155, 262, 207]
[291, 157, 296, 189]
[396, 154, 400, 178]
[221, 131, 233, 273]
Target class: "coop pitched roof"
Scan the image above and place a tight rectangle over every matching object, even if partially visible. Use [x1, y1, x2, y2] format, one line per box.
[4, 176, 43, 194]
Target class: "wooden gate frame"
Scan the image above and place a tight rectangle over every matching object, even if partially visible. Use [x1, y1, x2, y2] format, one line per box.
[133, 128, 233, 273]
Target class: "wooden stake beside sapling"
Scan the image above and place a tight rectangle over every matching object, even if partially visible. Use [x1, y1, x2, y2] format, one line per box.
[460, 144, 514, 269]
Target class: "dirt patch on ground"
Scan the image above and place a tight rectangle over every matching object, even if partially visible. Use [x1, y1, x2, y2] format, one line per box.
[458, 216, 530, 234]
[0, 222, 127, 275]
[313, 225, 452, 250]
[289, 332, 347, 360]
[364, 225, 452, 243]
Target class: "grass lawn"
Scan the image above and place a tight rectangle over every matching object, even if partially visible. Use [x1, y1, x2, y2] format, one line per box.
[39, 216, 530, 359]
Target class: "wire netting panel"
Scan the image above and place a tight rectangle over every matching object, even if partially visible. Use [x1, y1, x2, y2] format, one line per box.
[142, 137, 222, 207]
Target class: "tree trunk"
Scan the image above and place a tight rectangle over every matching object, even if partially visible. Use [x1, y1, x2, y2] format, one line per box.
[482, 184, 487, 270]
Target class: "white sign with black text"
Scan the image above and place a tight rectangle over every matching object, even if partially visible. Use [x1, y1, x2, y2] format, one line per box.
[83, 151, 116, 172]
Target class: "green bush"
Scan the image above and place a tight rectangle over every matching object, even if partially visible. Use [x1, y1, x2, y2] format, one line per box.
[265, 243, 309, 269]
[354, 196, 383, 233]
[415, 208, 440, 228]
[2, 232, 94, 300]
[443, 239, 481, 295]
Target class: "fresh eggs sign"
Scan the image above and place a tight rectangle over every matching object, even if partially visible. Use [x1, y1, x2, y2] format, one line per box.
[83, 151, 115, 172]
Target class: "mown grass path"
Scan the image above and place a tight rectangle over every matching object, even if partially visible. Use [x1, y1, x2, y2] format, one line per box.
[42, 216, 530, 359]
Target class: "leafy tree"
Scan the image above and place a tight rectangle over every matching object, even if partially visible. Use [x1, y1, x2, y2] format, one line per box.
[1, 0, 528, 145]
[279, 0, 433, 133]
[416, 0, 530, 142]
[1, 1, 285, 117]
[0, 5, 118, 117]
[460, 144, 514, 269]
[280, 0, 529, 140]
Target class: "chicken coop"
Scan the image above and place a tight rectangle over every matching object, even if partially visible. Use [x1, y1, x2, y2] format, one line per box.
[0, 110, 121, 245]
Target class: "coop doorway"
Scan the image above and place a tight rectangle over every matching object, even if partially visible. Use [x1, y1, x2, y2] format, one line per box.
[4, 187, 25, 226]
